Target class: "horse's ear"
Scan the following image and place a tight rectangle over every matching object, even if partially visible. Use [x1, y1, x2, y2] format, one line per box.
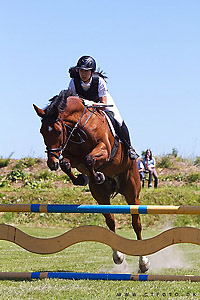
[52, 104, 59, 118]
[33, 104, 45, 118]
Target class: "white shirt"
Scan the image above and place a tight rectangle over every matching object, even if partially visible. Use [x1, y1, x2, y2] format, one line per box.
[143, 157, 156, 169]
[68, 76, 123, 125]
[68, 76, 107, 98]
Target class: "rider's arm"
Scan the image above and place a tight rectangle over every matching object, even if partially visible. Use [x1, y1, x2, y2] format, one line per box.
[98, 77, 107, 104]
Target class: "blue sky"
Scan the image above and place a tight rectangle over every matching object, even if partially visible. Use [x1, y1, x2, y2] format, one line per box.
[1, 0, 200, 159]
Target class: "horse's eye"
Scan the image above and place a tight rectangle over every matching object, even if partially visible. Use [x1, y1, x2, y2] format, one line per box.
[48, 126, 53, 132]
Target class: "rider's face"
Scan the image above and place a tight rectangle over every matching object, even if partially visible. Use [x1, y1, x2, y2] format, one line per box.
[79, 69, 92, 83]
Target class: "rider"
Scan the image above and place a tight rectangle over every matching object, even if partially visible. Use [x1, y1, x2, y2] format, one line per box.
[68, 55, 138, 160]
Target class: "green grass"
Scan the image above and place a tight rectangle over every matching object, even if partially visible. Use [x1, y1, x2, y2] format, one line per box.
[194, 156, 200, 167]
[157, 156, 173, 168]
[0, 227, 199, 299]
[0, 158, 11, 168]
[13, 157, 41, 169]
[0, 153, 13, 168]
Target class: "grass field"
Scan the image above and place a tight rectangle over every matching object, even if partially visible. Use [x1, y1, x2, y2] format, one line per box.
[0, 226, 200, 299]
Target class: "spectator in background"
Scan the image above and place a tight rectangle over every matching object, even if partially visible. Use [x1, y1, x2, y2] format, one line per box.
[136, 158, 145, 188]
[143, 149, 158, 188]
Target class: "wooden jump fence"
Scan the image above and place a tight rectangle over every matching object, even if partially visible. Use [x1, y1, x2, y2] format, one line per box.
[0, 204, 199, 281]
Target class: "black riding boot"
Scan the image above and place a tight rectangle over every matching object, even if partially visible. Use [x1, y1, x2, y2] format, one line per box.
[118, 121, 139, 160]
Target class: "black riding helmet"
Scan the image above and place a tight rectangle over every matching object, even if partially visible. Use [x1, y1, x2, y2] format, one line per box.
[76, 56, 96, 72]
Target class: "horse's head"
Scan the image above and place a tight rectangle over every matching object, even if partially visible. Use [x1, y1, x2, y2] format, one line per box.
[33, 104, 66, 171]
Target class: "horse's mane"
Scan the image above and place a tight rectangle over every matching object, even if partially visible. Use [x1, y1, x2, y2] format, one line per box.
[44, 89, 75, 117]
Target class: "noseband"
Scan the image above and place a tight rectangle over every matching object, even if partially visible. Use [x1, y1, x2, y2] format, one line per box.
[45, 117, 68, 160]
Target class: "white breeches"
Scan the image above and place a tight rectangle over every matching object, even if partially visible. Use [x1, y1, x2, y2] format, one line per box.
[105, 92, 123, 126]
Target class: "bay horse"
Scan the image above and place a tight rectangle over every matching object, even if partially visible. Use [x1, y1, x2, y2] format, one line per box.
[33, 90, 150, 273]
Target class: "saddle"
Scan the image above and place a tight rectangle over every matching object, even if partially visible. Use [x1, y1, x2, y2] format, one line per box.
[104, 111, 121, 139]
[82, 101, 120, 166]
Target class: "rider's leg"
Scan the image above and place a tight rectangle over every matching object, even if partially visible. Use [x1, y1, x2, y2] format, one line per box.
[106, 93, 138, 160]
[120, 121, 139, 160]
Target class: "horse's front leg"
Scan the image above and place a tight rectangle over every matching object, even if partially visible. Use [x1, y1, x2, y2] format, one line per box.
[84, 142, 109, 184]
[60, 158, 88, 186]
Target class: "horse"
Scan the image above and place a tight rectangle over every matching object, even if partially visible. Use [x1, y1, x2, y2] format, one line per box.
[33, 90, 150, 273]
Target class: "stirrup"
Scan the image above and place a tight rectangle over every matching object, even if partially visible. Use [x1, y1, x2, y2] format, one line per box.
[128, 147, 139, 160]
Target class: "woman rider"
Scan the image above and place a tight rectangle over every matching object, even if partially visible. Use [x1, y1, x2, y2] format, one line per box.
[68, 55, 138, 160]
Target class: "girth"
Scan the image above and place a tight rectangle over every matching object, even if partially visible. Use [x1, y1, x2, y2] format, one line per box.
[97, 135, 119, 171]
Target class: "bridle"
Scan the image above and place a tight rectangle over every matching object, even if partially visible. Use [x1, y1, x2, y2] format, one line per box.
[44, 105, 96, 161]
[45, 117, 69, 160]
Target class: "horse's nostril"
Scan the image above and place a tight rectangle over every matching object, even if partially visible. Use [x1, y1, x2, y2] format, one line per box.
[47, 160, 59, 171]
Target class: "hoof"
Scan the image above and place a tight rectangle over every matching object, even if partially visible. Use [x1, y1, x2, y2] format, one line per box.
[96, 172, 105, 185]
[138, 257, 150, 273]
[113, 251, 124, 265]
[73, 174, 89, 186]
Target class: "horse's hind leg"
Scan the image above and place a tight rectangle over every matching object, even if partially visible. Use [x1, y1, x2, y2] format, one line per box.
[89, 180, 124, 264]
[102, 212, 124, 264]
[123, 175, 150, 273]
[102, 210, 124, 264]
[132, 209, 150, 273]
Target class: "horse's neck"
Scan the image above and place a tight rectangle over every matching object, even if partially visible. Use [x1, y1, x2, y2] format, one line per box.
[62, 97, 84, 122]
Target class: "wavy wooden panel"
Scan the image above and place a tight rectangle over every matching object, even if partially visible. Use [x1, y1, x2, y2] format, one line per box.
[0, 224, 199, 256]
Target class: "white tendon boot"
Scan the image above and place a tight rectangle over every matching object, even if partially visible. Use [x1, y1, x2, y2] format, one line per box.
[112, 249, 125, 265]
[139, 256, 150, 273]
